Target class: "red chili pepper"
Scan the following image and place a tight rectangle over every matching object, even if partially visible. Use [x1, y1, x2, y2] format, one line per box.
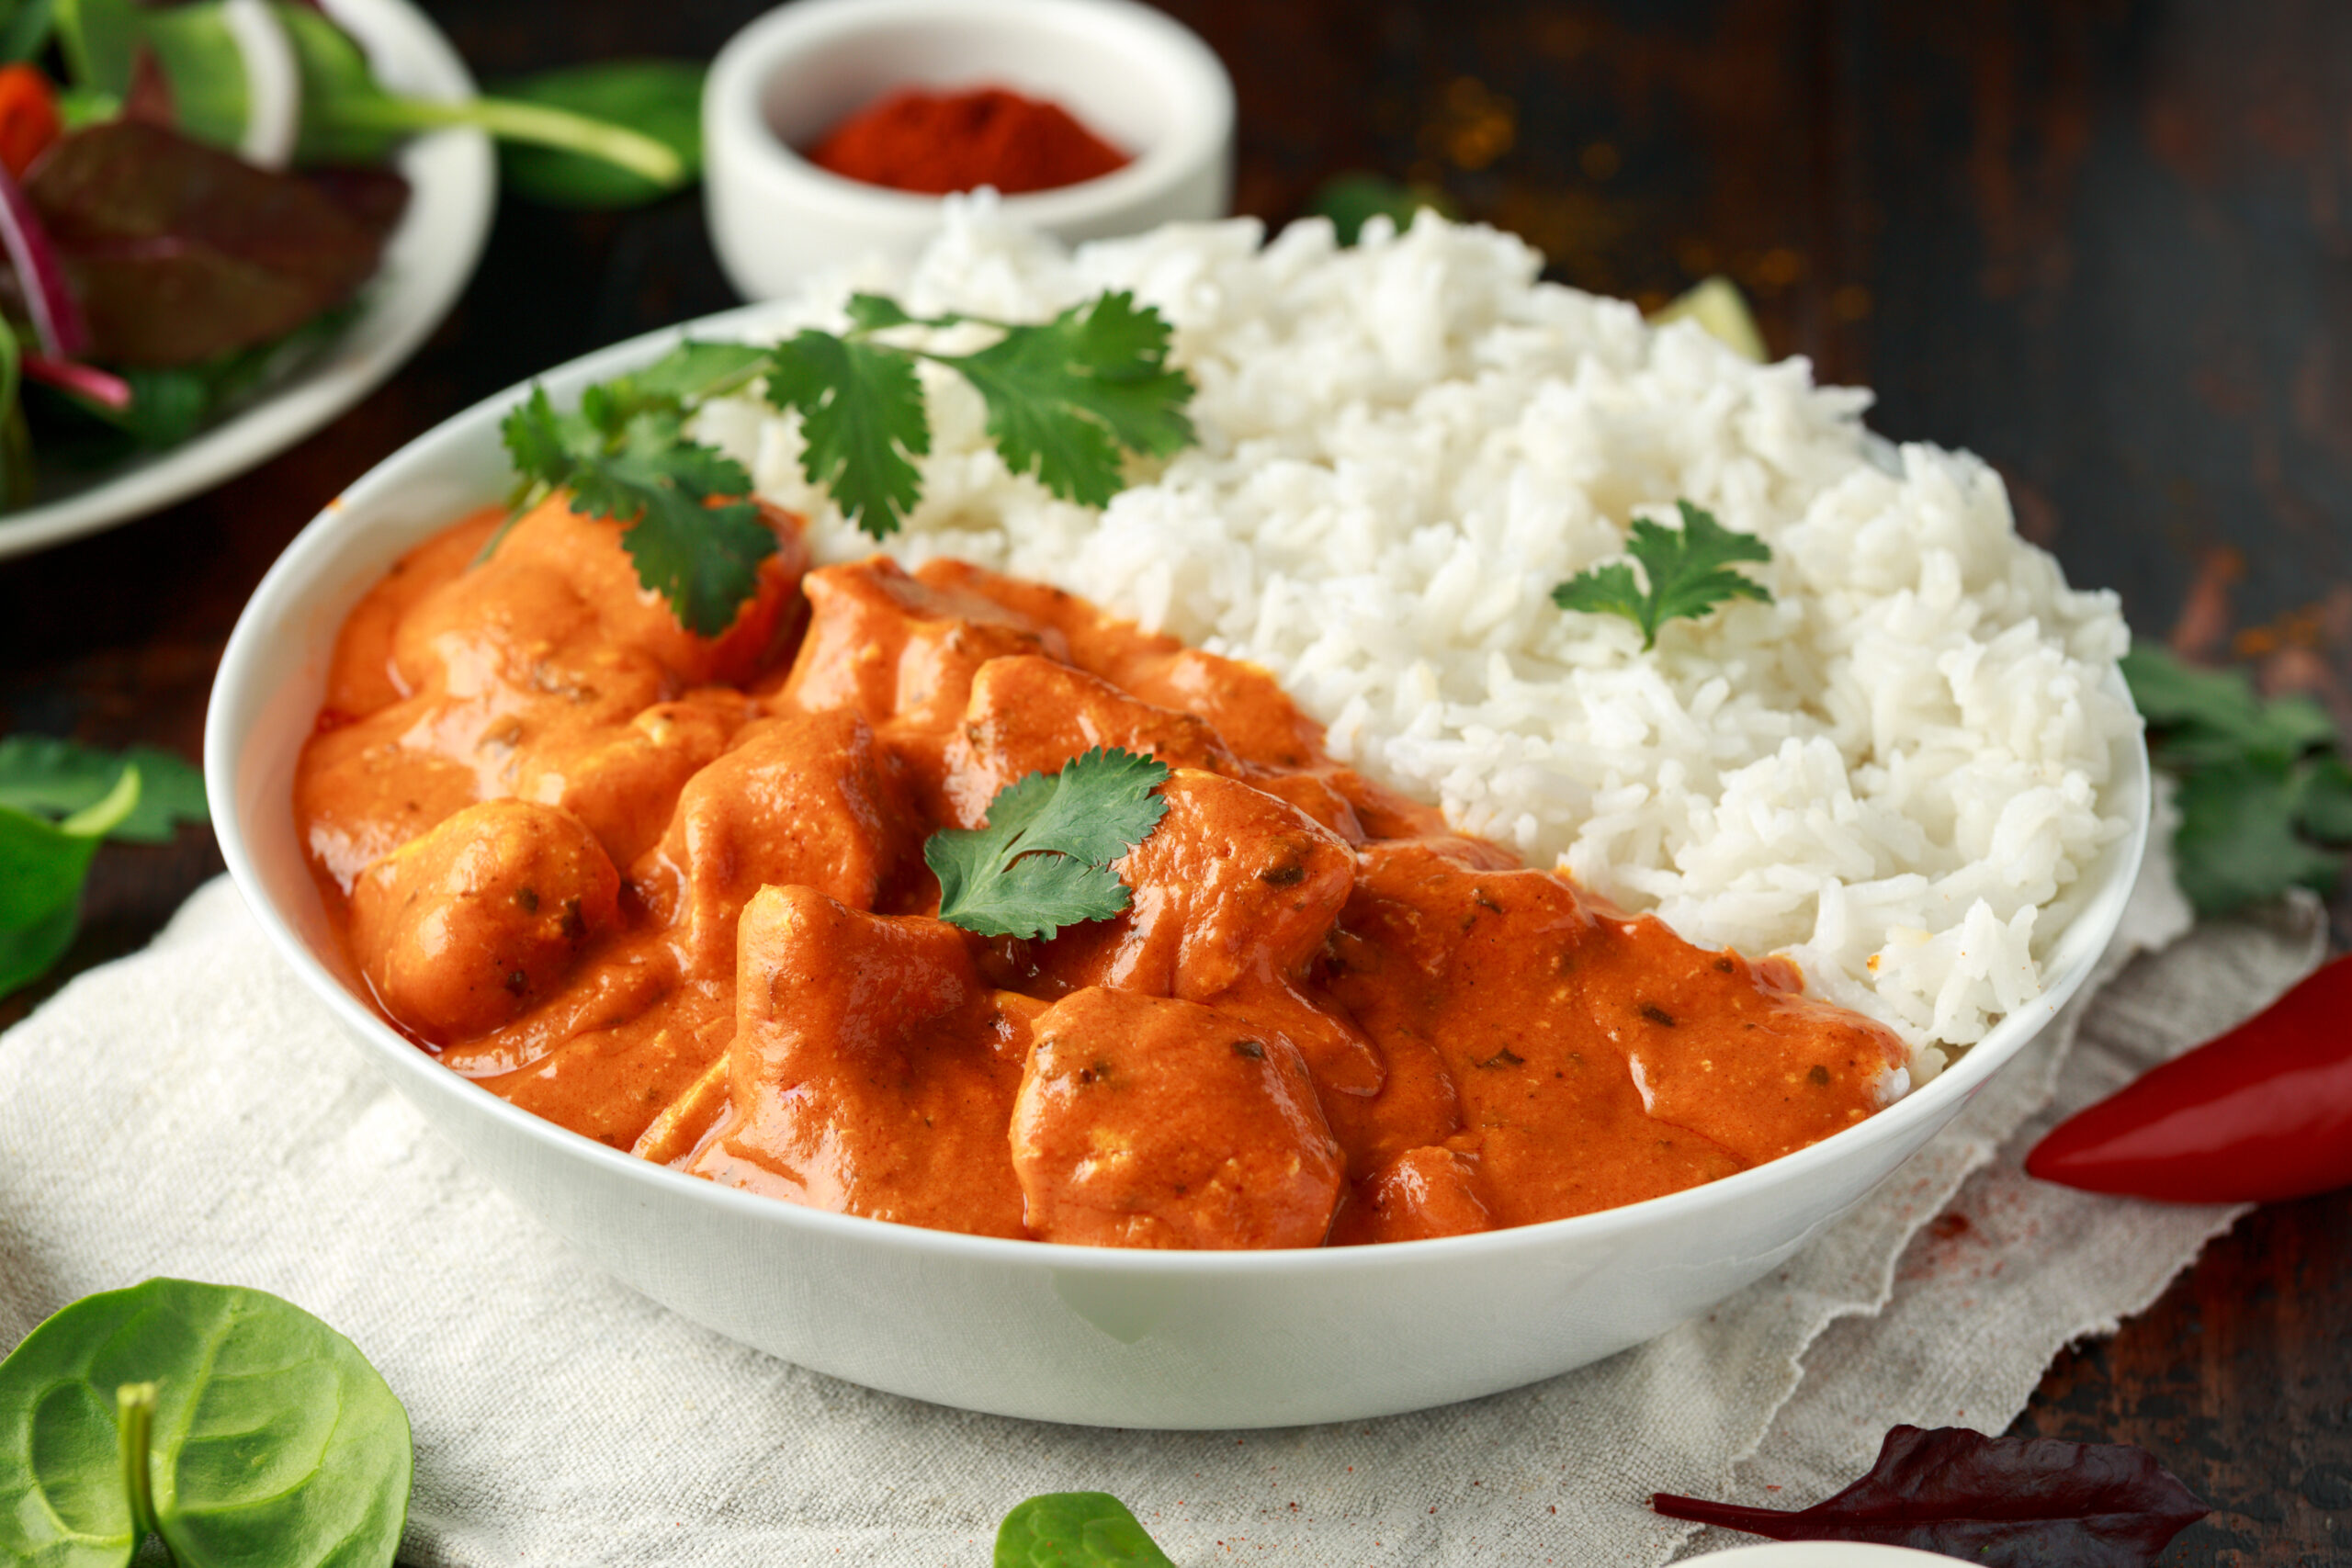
[0, 65, 59, 179]
[2026, 952, 2352, 1202]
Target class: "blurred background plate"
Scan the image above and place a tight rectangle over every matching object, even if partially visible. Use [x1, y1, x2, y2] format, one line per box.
[0, 0, 495, 563]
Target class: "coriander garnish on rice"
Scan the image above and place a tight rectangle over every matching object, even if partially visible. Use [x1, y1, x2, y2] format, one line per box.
[1551, 500, 1774, 650]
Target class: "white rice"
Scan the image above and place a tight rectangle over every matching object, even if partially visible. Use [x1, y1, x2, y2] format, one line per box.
[695, 200, 2137, 1078]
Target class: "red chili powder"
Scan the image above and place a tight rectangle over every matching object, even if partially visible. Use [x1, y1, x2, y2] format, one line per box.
[807, 85, 1130, 196]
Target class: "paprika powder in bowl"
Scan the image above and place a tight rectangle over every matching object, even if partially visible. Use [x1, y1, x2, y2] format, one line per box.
[703, 0, 1233, 298]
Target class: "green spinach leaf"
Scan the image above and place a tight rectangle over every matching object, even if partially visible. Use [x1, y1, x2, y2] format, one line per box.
[0, 0, 53, 62]
[0, 1278, 412, 1568]
[0, 737, 206, 843]
[0, 763, 135, 996]
[996, 1492, 1177, 1568]
[493, 61, 704, 209]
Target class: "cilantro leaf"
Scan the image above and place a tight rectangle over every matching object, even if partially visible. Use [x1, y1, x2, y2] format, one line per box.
[2122, 645, 2352, 915]
[0, 737, 206, 842]
[764, 328, 929, 539]
[571, 440, 767, 640]
[2173, 758, 2341, 913]
[500, 380, 774, 637]
[843, 293, 922, 333]
[2296, 756, 2352, 844]
[941, 291, 1195, 507]
[628, 339, 773, 402]
[2118, 646, 2335, 766]
[500, 291, 1196, 629]
[1547, 560, 1647, 633]
[500, 385, 575, 493]
[1553, 501, 1773, 649]
[925, 747, 1173, 940]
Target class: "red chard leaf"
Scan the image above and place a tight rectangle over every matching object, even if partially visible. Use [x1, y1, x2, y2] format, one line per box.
[302, 164, 413, 239]
[23, 120, 398, 367]
[1651, 1425, 2208, 1568]
[122, 45, 175, 129]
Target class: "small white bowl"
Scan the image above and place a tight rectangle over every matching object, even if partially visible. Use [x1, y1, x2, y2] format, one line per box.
[208, 311, 2150, 1430]
[703, 0, 1235, 299]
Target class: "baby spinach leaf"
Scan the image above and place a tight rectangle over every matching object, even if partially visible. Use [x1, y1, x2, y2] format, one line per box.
[1651, 1425, 2207, 1568]
[0, 1278, 412, 1568]
[123, 0, 248, 152]
[0, 761, 134, 997]
[51, 0, 133, 97]
[493, 61, 704, 209]
[996, 1492, 1178, 1568]
[0, 736, 206, 842]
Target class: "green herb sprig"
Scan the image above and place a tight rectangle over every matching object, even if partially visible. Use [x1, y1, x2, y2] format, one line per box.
[1552, 500, 1774, 650]
[2122, 644, 2352, 917]
[925, 747, 1172, 940]
[501, 290, 1194, 637]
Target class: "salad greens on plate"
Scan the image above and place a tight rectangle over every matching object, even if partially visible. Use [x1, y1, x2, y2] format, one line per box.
[0, 0, 702, 510]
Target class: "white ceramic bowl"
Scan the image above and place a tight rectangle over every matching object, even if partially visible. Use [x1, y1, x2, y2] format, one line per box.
[703, 0, 1234, 298]
[208, 309, 2150, 1431]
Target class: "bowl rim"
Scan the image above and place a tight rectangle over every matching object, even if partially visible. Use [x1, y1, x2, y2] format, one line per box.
[703, 0, 1236, 223]
[208, 299, 2154, 1281]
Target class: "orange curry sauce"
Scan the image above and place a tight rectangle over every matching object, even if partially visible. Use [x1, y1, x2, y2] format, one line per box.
[296, 498, 1908, 1248]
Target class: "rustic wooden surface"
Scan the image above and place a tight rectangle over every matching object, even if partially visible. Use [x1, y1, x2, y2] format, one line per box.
[1, 0, 2345, 1560]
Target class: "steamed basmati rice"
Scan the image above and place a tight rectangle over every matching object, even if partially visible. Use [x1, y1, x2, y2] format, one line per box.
[695, 202, 2137, 1080]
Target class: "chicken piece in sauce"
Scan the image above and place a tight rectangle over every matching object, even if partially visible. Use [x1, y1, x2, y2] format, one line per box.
[295, 505, 1912, 1248]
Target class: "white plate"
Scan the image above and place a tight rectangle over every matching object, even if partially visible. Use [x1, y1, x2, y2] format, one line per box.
[0, 0, 494, 561]
[1688, 1545, 1966, 1565]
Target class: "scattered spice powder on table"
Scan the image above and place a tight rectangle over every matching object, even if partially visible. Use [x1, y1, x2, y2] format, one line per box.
[806, 85, 1129, 195]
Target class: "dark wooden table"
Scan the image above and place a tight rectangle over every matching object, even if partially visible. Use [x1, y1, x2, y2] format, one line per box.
[3, 1, 2345, 1560]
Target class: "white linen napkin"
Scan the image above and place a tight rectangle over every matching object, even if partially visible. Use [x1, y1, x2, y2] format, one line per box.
[0, 857, 2318, 1567]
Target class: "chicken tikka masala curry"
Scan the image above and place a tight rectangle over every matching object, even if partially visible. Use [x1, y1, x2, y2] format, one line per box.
[297, 497, 1908, 1249]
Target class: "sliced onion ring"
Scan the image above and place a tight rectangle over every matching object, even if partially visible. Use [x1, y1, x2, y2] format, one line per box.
[0, 162, 87, 359]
